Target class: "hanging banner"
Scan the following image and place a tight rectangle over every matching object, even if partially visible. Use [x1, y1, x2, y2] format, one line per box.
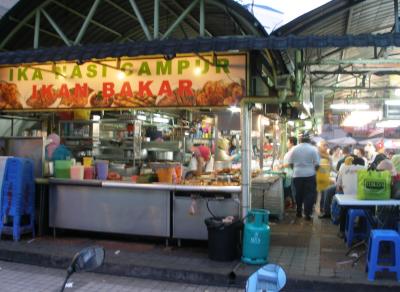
[0, 54, 246, 110]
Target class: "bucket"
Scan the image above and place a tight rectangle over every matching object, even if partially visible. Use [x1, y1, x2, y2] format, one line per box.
[205, 217, 241, 261]
[95, 160, 109, 180]
[54, 160, 72, 179]
[70, 165, 84, 180]
[84, 166, 95, 180]
[83, 157, 93, 167]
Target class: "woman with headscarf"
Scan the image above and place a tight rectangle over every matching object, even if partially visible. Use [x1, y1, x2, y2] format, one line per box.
[46, 133, 71, 161]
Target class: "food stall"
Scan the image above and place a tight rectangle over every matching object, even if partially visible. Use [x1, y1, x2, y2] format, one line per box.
[0, 53, 263, 240]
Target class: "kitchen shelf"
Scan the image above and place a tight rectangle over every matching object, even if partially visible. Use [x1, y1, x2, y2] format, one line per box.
[98, 146, 133, 150]
[62, 136, 93, 139]
[59, 120, 96, 124]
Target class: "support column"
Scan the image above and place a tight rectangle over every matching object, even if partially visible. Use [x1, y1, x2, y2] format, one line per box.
[241, 103, 251, 218]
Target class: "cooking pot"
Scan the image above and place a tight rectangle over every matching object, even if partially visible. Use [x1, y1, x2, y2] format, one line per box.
[148, 150, 174, 161]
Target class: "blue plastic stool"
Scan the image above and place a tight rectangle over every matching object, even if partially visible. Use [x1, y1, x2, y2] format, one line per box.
[345, 209, 371, 248]
[0, 158, 35, 241]
[367, 229, 400, 281]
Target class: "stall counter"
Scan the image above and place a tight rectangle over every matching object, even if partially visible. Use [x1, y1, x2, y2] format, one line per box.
[48, 179, 241, 239]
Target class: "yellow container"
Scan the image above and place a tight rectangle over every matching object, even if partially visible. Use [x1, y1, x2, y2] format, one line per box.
[156, 167, 175, 183]
[83, 157, 93, 167]
[73, 109, 91, 120]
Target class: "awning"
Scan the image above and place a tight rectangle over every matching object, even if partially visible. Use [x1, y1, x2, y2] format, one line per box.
[1, 33, 400, 65]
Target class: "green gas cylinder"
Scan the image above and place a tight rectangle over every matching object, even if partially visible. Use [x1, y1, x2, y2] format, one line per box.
[242, 209, 270, 265]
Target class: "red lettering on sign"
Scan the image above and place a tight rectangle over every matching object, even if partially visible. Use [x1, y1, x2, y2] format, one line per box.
[158, 80, 172, 96]
[138, 81, 153, 97]
[120, 82, 133, 97]
[31, 85, 38, 99]
[178, 80, 193, 97]
[103, 82, 115, 98]
[74, 83, 88, 98]
[41, 85, 53, 99]
[59, 84, 70, 98]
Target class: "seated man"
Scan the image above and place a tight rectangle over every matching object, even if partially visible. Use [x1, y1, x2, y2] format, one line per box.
[336, 156, 366, 195]
[319, 155, 365, 219]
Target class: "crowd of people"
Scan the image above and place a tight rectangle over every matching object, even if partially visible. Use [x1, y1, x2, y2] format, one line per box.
[282, 133, 400, 221]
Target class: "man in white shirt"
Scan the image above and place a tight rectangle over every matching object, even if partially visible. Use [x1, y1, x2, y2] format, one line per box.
[288, 132, 320, 221]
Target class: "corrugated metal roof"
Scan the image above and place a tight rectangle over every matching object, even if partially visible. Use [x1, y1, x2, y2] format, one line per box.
[275, 0, 400, 107]
[0, 0, 269, 51]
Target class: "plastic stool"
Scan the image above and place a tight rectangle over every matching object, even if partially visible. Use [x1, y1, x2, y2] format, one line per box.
[345, 209, 371, 248]
[0, 158, 35, 241]
[367, 229, 400, 281]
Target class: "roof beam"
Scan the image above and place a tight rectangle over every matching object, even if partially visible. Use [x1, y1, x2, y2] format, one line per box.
[0, 0, 53, 49]
[165, 0, 213, 37]
[200, 0, 205, 37]
[159, 1, 200, 37]
[314, 86, 400, 90]
[41, 8, 72, 46]
[9, 16, 65, 42]
[74, 0, 103, 45]
[52, 0, 123, 38]
[208, 0, 261, 36]
[161, 0, 200, 40]
[154, 0, 159, 39]
[128, 0, 152, 40]
[306, 58, 400, 65]
[34, 10, 40, 49]
[104, 0, 158, 41]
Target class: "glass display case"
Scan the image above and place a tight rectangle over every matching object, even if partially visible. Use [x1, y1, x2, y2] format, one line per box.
[94, 119, 141, 162]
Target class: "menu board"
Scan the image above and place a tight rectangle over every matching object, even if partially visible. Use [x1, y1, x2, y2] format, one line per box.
[0, 54, 246, 110]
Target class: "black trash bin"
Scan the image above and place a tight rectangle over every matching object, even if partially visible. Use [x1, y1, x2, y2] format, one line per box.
[204, 217, 241, 261]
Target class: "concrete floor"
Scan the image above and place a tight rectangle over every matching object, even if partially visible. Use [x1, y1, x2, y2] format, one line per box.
[0, 208, 398, 290]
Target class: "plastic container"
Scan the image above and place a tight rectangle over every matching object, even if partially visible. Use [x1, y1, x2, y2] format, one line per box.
[70, 165, 84, 180]
[155, 167, 175, 183]
[175, 164, 182, 184]
[204, 217, 241, 261]
[84, 166, 95, 180]
[54, 160, 72, 179]
[95, 160, 109, 180]
[83, 157, 93, 167]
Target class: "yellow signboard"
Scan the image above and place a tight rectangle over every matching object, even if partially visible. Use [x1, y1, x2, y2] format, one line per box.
[0, 54, 246, 110]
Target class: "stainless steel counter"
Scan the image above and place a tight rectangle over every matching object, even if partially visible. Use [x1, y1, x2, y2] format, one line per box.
[48, 178, 241, 239]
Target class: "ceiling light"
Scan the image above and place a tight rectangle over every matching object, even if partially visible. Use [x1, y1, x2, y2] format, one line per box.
[376, 120, 400, 128]
[385, 99, 400, 106]
[228, 106, 241, 113]
[330, 103, 370, 110]
[117, 71, 126, 80]
[136, 115, 146, 121]
[153, 117, 169, 124]
[194, 67, 202, 76]
[342, 111, 381, 127]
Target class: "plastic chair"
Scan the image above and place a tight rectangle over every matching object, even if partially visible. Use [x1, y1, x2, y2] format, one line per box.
[345, 208, 371, 248]
[366, 229, 400, 281]
[0, 158, 35, 241]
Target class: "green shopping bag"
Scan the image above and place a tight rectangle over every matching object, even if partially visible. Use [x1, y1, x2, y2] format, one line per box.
[357, 170, 391, 200]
